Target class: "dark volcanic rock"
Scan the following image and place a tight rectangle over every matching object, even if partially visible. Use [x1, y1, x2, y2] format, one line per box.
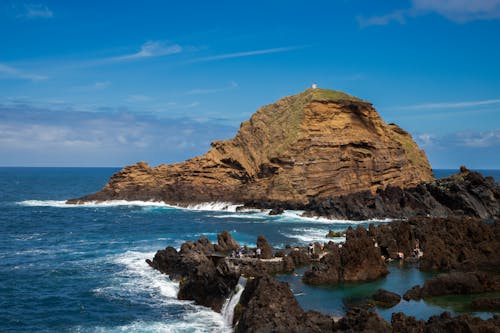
[306, 168, 500, 220]
[303, 226, 388, 285]
[256, 235, 273, 259]
[471, 297, 500, 311]
[403, 271, 500, 301]
[269, 207, 285, 215]
[336, 308, 392, 333]
[371, 216, 500, 272]
[391, 312, 500, 333]
[403, 285, 423, 301]
[372, 289, 401, 308]
[235, 275, 392, 333]
[215, 229, 239, 252]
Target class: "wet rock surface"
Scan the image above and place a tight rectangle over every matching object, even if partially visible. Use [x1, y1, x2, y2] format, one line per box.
[403, 271, 500, 300]
[303, 226, 388, 285]
[471, 297, 500, 311]
[371, 289, 401, 308]
[370, 216, 500, 272]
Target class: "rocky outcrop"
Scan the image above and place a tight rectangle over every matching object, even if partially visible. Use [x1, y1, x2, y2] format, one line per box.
[391, 312, 500, 333]
[403, 271, 500, 301]
[471, 297, 500, 311]
[146, 235, 239, 311]
[67, 88, 433, 207]
[306, 167, 500, 220]
[256, 235, 273, 259]
[303, 226, 388, 285]
[146, 232, 299, 311]
[371, 289, 401, 308]
[215, 230, 239, 252]
[370, 216, 500, 272]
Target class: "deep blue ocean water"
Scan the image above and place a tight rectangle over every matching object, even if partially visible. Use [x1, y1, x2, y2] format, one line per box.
[1, 167, 499, 332]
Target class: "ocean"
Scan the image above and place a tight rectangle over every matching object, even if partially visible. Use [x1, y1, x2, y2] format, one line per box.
[1, 167, 499, 332]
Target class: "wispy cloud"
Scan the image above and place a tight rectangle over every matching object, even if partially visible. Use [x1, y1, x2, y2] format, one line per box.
[186, 81, 238, 95]
[189, 46, 305, 63]
[416, 129, 500, 149]
[0, 103, 237, 166]
[17, 3, 53, 19]
[71, 81, 111, 92]
[398, 98, 500, 110]
[412, 0, 500, 22]
[358, 0, 500, 27]
[110, 41, 182, 62]
[0, 63, 48, 81]
[357, 11, 406, 27]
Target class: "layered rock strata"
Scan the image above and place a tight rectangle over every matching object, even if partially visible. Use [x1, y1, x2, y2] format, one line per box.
[68, 88, 433, 207]
[305, 167, 500, 220]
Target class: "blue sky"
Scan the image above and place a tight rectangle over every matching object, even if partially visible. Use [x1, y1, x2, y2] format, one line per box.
[1, 0, 500, 168]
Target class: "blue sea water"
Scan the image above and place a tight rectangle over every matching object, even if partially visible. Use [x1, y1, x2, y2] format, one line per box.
[0, 167, 499, 332]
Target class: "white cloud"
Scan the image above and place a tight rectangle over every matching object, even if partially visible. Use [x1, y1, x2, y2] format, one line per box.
[189, 46, 305, 63]
[186, 81, 238, 95]
[399, 98, 500, 110]
[359, 0, 500, 27]
[19, 3, 53, 19]
[111, 41, 182, 62]
[455, 130, 500, 148]
[0, 63, 48, 81]
[357, 11, 406, 27]
[412, 0, 500, 22]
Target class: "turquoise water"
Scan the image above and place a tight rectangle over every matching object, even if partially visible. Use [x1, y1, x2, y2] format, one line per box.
[0, 167, 498, 332]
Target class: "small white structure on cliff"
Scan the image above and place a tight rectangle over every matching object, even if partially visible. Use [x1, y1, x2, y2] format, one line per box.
[312, 82, 318, 89]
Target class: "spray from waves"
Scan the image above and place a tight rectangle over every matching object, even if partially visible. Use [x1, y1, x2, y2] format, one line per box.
[184, 202, 240, 212]
[281, 227, 346, 244]
[221, 276, 247, 326]
[17, 200, 242, 213]
[17, 200, 174, 208]
[89, 250, 231, 333]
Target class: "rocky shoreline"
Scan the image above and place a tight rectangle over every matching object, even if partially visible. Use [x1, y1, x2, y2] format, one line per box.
[146, 217, 500, 332]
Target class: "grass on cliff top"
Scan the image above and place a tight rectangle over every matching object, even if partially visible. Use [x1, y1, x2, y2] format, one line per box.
[309, 88, 366, 103]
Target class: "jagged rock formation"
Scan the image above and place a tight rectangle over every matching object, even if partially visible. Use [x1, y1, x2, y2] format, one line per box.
[303, 226, 388, 285]
[370, 216, 500, 272]
[403, 271, 500, 301]
[305, 167, 500, 220]
[67, 88, 433, 206]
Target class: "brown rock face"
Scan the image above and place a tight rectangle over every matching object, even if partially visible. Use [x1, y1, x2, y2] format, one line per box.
[68, 88, 433, 206]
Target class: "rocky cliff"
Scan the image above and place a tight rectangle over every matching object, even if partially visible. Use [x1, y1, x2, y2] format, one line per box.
[68, 88, 433, 206]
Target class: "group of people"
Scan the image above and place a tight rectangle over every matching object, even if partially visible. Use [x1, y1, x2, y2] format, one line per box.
[230, 245, 262, 259]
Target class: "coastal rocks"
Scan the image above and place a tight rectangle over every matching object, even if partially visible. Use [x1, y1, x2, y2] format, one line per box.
[306, 168, 500, 220]
[471, 297, 500, 311]
[67, 88, 433, 208]
[369, 216, 500, 272]
[403, 271, 500, 300]
[391, 312, 500, 333]
[215, 230, 239, 252]
[371, 289, 401, 308]
[147, 232, 299, 311]
[256, 235, 273, 259]
[235, 275, 391, 333]
[303, 226, 388, 285]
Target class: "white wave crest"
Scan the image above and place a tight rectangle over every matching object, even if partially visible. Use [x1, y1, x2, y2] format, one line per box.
[184, 202, 240, 212]
[86, 250, 230, 333]
[17, 200, 174, 208]
[281, 227, 346, 244]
